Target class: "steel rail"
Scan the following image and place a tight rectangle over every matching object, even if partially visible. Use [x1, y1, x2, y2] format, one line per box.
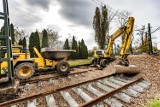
[20, 70, 91, 85]
[79, 77, 143, 107]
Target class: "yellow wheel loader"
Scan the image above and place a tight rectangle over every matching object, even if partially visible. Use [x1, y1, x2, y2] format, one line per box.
[91, 17, 134, 68]
[1, 46, 75, 80]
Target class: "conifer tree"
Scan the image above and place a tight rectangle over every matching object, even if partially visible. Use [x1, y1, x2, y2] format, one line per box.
[63, 39, 70, 49]
[93, 6, 109, 49]
[71, 36, 78, 59]
[18, 39, 23, 45]
[34, 30, 40, 52]
[29, 32, 35, 57]
[78, 41, 82, 59]
[0, 26, 5, 46]
[81, 39, 88, 59]
[42, 29, 49, 48]
[10, 23, 15, 44]
[22, 37, 26, 52]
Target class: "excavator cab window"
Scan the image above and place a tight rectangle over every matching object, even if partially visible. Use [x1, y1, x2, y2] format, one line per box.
[96, 50, 104, 55]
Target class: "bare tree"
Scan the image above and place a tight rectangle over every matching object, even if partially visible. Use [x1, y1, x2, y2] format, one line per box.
[116, 10, 136, 54]
[55, 40, 63, 50]
[14, 27, 28, 45]
[46, 29, 60, 48]
[107, 9, 119, 37]
[116, 10, 131, 41]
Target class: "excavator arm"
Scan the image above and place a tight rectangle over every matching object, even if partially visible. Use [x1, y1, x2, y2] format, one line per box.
[120, 17, 134, 56]
[104, 17, 134, 58]
[118, 17, 134, 66]
[104, 27, 125, 57]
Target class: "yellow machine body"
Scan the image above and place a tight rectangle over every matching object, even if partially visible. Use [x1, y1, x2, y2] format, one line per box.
[0, 46, 68, 77]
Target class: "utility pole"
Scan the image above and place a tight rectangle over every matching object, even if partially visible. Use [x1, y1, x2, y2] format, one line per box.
[148, 23, 153, 54]
[141, 26, 145, 47]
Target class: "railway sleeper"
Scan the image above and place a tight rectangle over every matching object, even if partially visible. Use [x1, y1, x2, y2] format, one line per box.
[113, 77, 131, 83]
[60, 91, 79, 107]
[101, 79, 139, 97]
[45, 94, 56, 107]
[110, 77, 146, 93]
[83, 84, 123, 107]
[72, 88, 92, 102]
[108, 77, 127, 85]
[27, 99, 37, 107]
[136, 81, 151, 89]
[94, 82, 132, 104]
[128, 84, 144, 93]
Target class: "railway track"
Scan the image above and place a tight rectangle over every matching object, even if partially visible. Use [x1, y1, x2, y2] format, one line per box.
[20, 69, 92, 85]
[20, 64, 96, 85]
[0, 74, 151, 107]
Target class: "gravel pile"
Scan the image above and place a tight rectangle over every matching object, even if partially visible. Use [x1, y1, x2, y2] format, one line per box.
[128, 55, 160, 107]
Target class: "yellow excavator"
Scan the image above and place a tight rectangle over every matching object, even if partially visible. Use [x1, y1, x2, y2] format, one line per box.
[91, 17, 134, 68]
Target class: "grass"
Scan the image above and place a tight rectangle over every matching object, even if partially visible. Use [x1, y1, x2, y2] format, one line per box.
[68, 58, 92, 67]
[145, 99, 160, 107]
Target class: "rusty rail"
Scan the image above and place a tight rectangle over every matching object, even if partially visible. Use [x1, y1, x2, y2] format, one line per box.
[20, 70, 91, 85]
[79, 77, 143, 107]
[0, 73, 114, 106]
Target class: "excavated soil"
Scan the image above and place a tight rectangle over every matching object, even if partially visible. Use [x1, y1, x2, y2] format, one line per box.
[128, 55, 160, 107]
[104, 55, 160, 107]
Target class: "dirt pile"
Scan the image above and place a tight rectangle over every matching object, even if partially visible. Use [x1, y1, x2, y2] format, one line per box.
[104, 55, 160, 106]
[128, 55, 160, 82]
[128, 55, 160, 106]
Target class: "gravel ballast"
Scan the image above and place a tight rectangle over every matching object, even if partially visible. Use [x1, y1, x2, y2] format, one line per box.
[1, 55, 160, 107]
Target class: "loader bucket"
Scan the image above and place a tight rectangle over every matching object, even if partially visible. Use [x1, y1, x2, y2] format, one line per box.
[41, 48, 76, 60]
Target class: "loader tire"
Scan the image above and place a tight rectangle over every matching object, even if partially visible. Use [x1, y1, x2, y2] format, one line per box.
[100, 59, 109, 67]
[15, 62, 35, 80]
[57, 61, 69, 74]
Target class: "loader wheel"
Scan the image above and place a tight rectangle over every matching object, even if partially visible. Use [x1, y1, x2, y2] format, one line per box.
[15, 62, 35, 80]
[57, 61, 69, 74]
[100, 59, 109, 67]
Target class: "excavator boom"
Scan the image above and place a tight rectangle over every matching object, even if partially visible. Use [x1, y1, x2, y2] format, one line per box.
[120, 17, 134, 57]
[104, 27, 125, 57]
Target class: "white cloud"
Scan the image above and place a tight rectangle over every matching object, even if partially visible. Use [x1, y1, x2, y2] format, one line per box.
[0, 0, 160, 49]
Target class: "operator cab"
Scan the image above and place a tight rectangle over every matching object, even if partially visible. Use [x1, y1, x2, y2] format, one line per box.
[96, 50, 104, 55]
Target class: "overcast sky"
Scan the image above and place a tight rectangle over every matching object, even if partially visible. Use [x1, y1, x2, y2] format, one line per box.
[0, 0, 160, 49]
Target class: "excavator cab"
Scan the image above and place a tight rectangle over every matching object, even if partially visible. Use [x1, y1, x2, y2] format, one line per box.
[95, 50, 104, 56]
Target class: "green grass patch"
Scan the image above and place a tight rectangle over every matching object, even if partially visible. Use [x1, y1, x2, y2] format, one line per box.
[68, 58, 91, 67]
[145, 99, 160, 107]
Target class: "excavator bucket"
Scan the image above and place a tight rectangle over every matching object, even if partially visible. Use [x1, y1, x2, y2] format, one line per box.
[114, 64, 140, 75]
